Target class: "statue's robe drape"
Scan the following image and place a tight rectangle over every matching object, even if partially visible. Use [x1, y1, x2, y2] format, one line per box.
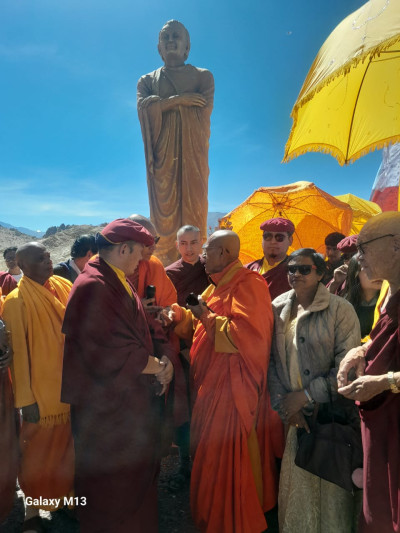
[137, 65, 214, 264]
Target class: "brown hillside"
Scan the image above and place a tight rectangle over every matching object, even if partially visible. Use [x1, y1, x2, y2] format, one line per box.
[0, 224, 106, 270]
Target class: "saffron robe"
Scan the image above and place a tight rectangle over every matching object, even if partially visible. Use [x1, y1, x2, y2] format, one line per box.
[128, 255, 177, 306]
[137, 65, 214, 264]
[358, 289, 400, 533]
[166, 256, 209, 307]
[246, 256, 291, 301]
[0, 272, 17, 297]
[175, 261, 278, 532]
[2, 275, 74, 508]
[62, 256, 164, 533]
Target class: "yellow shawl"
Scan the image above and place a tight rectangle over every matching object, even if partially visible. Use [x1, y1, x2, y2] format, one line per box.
[3, 275, 72, 426]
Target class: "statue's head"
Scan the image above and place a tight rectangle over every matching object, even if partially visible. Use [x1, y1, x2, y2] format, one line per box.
[158, 20, 190, 65]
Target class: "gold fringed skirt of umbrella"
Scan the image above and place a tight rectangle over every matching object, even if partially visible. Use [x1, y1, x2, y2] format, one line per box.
[284, 0, 400, 165]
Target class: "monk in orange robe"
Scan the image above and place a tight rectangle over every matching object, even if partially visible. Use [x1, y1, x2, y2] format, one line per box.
[169, 230, 278, 533]
[127, 214, 177, 306]
[127, 214, 188, 450]
[2, 243, 74, 531]
[0, 295, 18, 525]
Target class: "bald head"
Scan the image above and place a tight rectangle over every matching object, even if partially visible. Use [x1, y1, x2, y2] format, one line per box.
[360, 211, 400, 240]
[358, 212, 400, 287]
[16, 243, 53, 285]
[128, 214, 158, 261]
[209, 230, 240, 258]
[128, 214, 156, 237]
[203, 230, 240, 274]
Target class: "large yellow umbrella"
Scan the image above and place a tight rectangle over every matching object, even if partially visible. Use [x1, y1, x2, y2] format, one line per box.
[284, 0, 400, 165]
[219, 181, 352, 264]
[335, 193, 382, 234]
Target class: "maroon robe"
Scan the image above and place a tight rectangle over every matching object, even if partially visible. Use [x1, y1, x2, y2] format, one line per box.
[0, 272, 17, 297]
[0, 370, 18, 524]
[245, 256, 290, 301]
[358, 289, 400, 532]
[165, 256, 209, 307]
[61, 257, 164, 533]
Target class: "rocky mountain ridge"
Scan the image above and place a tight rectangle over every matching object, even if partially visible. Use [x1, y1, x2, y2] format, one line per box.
[0, 212, 226, 270]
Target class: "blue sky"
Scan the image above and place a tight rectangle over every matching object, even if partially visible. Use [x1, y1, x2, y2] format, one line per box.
[1, 0, 381, 231]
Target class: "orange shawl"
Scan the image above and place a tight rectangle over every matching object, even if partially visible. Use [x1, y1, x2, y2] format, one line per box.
[129, 255, 177, 306]
[3, 275, 72, 426]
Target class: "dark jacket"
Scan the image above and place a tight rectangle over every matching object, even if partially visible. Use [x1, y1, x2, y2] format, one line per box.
[53, 259, 79, 284]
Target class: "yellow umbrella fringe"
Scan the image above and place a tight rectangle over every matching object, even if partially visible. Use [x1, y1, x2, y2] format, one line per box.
[349, 135, 400, 163]
[284, 135, 400, 165]
[283, 142, 347, 165]
[291, 33, 400, 115]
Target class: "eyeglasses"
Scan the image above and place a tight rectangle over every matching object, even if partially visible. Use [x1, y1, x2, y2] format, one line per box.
[287, 264, 317, 275]
[154, 236, 160, 244]
[356, 234, 395, 255]
[263, 233, 287, 242]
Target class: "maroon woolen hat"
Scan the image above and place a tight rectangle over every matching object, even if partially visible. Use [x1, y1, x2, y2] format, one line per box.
[337, 234, 358, 253]
[97, 218, 154, 247]
[260, 217, 295, 234]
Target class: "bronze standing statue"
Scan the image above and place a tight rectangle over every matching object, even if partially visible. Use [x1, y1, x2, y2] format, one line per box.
[137, 20, 214, 264]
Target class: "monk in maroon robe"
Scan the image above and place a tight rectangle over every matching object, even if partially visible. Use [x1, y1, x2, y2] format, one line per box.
[0, 272, 17, 297]
[0, 313, 18, 525]
[338, 212, 400, 533]
[165, 225, 209, 485]
[245, 217, 294, 301]
[327, 234, 358, 296]
[165, 225, 209, 307]
[62, 219, 174, 533]
[321, 231, 345, 286]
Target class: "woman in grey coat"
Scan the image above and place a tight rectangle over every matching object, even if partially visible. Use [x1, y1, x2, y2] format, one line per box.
[268, 248, 361, 533]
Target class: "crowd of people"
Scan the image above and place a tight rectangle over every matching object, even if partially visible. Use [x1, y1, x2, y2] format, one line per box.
[0, 212, 399, 533]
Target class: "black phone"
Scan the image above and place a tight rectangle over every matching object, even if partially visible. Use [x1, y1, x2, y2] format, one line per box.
[186, 292, 200, 306]
[145, 285, 156, 304]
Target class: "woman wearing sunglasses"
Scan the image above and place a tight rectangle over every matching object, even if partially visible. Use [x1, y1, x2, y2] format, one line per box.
[268, 248, 361, 532]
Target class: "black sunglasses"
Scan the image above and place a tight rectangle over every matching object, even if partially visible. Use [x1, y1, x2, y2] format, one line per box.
[287, 265, 317, 275]
[263, 232, 287, 242]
